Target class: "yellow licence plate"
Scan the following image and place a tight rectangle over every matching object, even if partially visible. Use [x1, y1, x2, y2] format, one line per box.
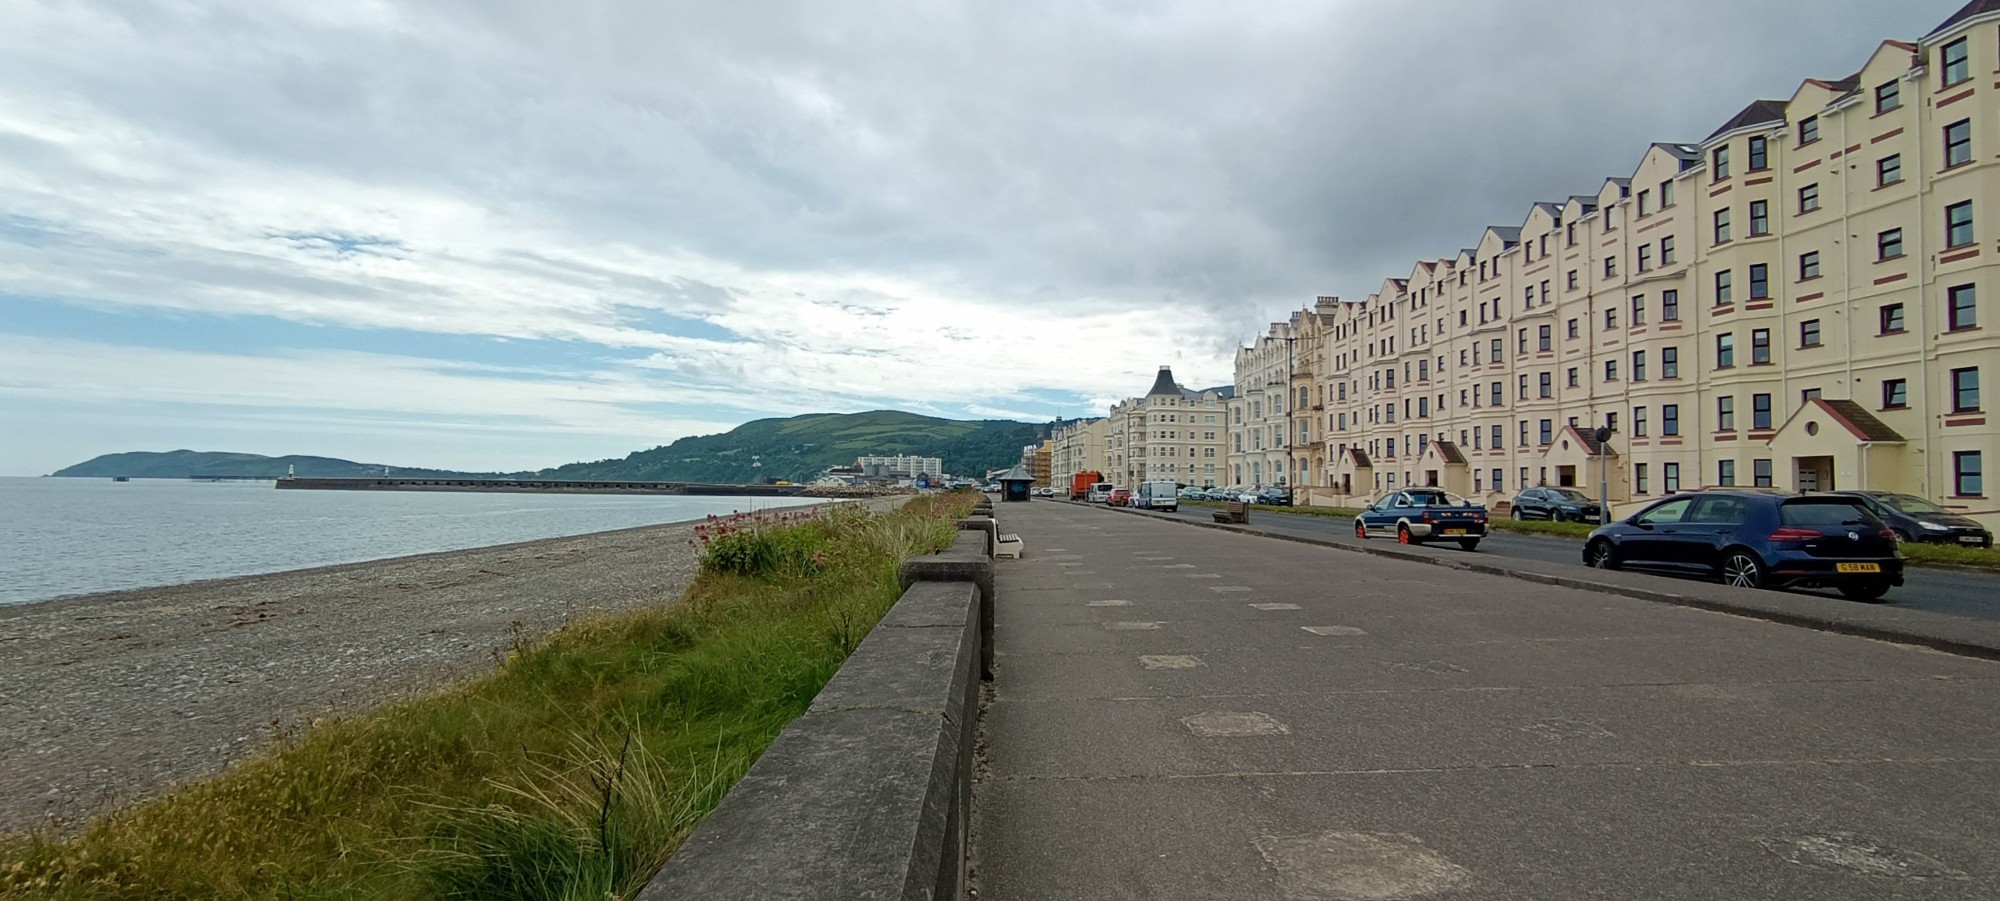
[1442, 528, 1467, 536]
[1836, 563, 1881, 573]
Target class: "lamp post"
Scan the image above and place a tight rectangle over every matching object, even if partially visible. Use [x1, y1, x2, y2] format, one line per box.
[1284, 333, 1296, 505]
[1593, 425, 1613, 525]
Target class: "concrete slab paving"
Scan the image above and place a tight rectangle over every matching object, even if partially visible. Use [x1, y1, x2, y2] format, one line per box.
[972, 500, 2000, 900]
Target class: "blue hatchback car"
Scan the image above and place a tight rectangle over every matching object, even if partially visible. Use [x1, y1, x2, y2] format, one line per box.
[1582, 490, 1903, 601]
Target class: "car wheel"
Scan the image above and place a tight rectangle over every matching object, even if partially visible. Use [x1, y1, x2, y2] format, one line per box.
[1891, 529, 1912, 543]
[1397, 524, 1412, 544]
[1586, 539, 1619, 570]
[1511, 508, 1523, 521]
[1354, 521, 1367, 540]
[1459, 539, 1480, 551]
[1720, 551, 1765, 589]
[1838, 581, 1892, 603]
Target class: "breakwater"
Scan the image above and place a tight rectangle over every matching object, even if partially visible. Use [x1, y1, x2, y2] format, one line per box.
[274, 476, 806, 496]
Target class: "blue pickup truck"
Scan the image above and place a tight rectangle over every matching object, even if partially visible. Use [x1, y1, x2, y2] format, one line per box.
[1353, 488, 1489, 550]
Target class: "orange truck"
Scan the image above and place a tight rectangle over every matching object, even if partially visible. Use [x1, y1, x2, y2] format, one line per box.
[1069, 471, 1104, 501]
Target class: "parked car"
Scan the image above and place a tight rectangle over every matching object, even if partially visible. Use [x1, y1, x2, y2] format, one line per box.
[1510, 487, 1603, 523]
[1583, 491, 1902, 601]
[1035, 486, 1056, 497]
[1353, 488, 1487, 549]
[1178, 486, 1210, 501]
[1086, 482, 1115, 503]
[1107, 488, 1133, 507]
[1252, 488, 1293, 506]
[1824, 490, 1993, 547]
[1136, 479, 1180, 511]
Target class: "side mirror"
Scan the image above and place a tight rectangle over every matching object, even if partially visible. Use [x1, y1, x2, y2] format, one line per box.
[1632, 520, 1652, 530]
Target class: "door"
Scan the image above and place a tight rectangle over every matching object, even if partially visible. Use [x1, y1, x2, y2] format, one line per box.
[1557, 466, 1577, 487]
[1621, 497, 1693, 567]
[1794, 456, 1834, 492]
[1680, 494, 1753, 570]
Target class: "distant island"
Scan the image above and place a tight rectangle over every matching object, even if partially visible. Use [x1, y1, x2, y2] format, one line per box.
[51, 411, 1045, 484]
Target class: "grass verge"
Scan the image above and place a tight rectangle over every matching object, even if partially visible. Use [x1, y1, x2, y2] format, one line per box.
[0, 493, 975, 900]
[1896, 541, 2000, 571]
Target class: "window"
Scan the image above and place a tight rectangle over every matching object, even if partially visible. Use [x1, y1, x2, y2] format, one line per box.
[1801, 319, 1823, 348]
[1876, 79, 1901, 113]
[1635, 463, 1650, 494]
[1948, 284, 1978, 330]
[1752, 393, 1772, 430]
[1631, 295, 1646, 326]
[1881, 303, 1906, 333]
[1566, 367, 1579, 387]
[1749, 134, 1769, 169]
[1718, 395, 1736, 430]
[1956, 451, 1984, 496]
[1661, 179, 1674, 208]
[1718, 459, 1737, 487]
[1879, 154, 1903, 186]
[1754, 459, 1774, 488]
[1537, 324, 1551, 351]
[1947, 201, 1975, 248]
[1539, 419, 1553, 444]
[1604, 256, 1616, 277]
[1638, 244, 1653, 271]
[1943, 36, 1971, 85]
[1879, 228, 1904, 260]
[1802, 116, 1822, 144]
[1662, 404, 1680, 436]
[1637, 189, 1651, 216]
[1664, 462, 1682, 492]
[1604, 360, 1618, 382]
[1539, 371, 1552, 397]
[1712, 145, 1730, 180]
[1946, 119, 1973, 167]
[1633, 406, 1649, 437]
[1749, 263, 1768, 300]
[1567, 270, 1579, 290]
[1491, 425, 1503, 449]
[1953, 367, 1981, 412]
[1715, 269, 1733, 305]
[1717, 333, 1735, 368]
[1539, 279, 1550, 304]
[1632, 350, 1646, 381]
[1883, 378, 1908, 409]
[1662, 289, 1679, 321]
[1751, 328, 1771, 364]
[1491, 382, 1503, 406]
[1662, 347, 1679, 379]
[1798, 183, 1819, 213]
[1799, 250, 1820, 280]
[1491, 338, 1503, 362]
[1714, 208, 1732, 243]
[1749, 200, 1769, 236]
[1567, 318, 1579, 338]
[1604, 307, 1618, 330]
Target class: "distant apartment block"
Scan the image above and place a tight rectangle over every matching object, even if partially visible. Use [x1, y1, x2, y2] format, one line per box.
[1053, 367, 1233, 491]
[1229, 2, 1998, 529]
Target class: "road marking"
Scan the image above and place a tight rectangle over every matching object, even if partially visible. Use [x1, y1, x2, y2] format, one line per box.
[1385, 660, 1467, 676]
[1086, 599, 1133, 607]
[1254, 831, 1470, 900]
[1209, 586, 1253, 593]
[1162, 563, 1197, 568]
[1139, 654, 1204, 669]
[1104, 621, 1163, 631]
[1185, 573, 1222, 579]
[1302, 626, 1368, 636]
[1182, 710, 1290, 737]
[1249, 602, 1302, 611]
[1520, 719, 1615, 740]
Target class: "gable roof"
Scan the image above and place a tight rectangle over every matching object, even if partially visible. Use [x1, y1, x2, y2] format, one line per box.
[1817, 399, 1907, 442]
[1431, 440, 1468, 465]
[1563, 424, 1615, 456]
[1706, 99, 1788, 142]
[1930, 0, 2000, 38]
[1347, 446, 1372, 468]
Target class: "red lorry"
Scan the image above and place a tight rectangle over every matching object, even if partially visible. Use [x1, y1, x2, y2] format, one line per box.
[1069, 471, 1105, 501]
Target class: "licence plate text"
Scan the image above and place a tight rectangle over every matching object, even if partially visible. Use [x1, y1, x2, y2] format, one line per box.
[1442, 528, 1467, 536]
[1835, 563, 1881, 573]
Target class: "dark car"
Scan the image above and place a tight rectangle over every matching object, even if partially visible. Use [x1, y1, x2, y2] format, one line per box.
[1509, 487, 1603, 523]
[1253, 488, 1293, 506]
[1353, 488, 1488, 550]
[1582, 491, 1903, 601]
[1826, 490, 1993, 548]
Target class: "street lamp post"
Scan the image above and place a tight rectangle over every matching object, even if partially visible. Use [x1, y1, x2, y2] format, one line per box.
[1284, 334, 1296, 505]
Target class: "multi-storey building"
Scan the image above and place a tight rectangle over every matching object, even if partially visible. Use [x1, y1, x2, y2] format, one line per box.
[1227, 321, 1297, 489]
[1258, 4, 1998, 529]
[855, 454, 944, 482]
[1102, 367, 1232, 489]
[1050, 417, 1110, 490]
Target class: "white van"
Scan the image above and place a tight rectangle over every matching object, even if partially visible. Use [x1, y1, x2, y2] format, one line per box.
[1136, 480, 1179, 511]
[1086, 482, 1115, 503]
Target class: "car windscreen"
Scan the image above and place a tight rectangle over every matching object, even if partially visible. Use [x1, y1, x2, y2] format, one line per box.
[1779, 499, 1878, 527]
[1406, 491, 1468, 507]
[1880, 493, 1948, 515]
[1549, 489, 1592, 502]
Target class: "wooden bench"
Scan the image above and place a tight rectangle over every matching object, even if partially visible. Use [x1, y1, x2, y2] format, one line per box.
[994, 532, 1025, 559]
[1212, 501, 1249, 524]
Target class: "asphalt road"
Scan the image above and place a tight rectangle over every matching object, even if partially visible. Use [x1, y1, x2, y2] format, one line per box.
[1130, 502, 2000, 623]
[976, 501, 2000, 900]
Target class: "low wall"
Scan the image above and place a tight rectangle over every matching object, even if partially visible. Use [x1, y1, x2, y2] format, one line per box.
[639, 528, 994, 900]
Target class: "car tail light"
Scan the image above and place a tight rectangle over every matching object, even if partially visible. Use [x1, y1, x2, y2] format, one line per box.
[1768, 527, 1820, 542]
[1419, 513, 1434, 523]
[1878, 529, 1896, 541]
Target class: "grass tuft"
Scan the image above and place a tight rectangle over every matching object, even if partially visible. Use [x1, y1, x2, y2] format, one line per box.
[0, 493, 975, 900]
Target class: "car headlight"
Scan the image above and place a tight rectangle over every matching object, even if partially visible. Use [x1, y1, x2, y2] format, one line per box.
[1916, 521, 1948, 531]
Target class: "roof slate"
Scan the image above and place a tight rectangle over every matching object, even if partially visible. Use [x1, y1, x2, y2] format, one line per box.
[1705, 98, 1789, 142]
[1819, 399, 1907, 442]
[1930, 0, 2000, 38]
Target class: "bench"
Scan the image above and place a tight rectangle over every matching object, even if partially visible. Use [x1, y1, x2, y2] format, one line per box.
[994, 532, 1024, 559]
[1212, 501, 1249, 524]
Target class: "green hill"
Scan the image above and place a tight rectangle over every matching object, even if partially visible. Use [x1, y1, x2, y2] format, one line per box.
[49, 450, 512, 480]
[50, 412, 1045, 483]
[534, 411, 1043, 483]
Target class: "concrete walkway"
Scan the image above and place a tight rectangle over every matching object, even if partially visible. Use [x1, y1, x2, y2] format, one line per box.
[972, 500, 2000, 900]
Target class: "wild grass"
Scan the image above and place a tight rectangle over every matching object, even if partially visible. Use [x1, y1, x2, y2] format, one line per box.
[0, 493, 974, 900]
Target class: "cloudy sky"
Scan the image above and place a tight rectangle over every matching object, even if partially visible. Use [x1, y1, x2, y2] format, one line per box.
[0, 0, 1952, 474]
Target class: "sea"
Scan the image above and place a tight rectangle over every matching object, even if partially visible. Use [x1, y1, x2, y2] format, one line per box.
[0, 477, 818, 606]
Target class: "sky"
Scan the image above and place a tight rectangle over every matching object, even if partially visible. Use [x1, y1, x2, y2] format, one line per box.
[0, 0, 1958, 475]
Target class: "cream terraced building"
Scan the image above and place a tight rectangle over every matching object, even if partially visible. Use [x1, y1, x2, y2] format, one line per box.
[1247, 1, 1999, 530]
[1069, 366, 1233, 492]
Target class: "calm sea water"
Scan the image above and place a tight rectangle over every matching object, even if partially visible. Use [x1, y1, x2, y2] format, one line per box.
[0, 477, 816, 606]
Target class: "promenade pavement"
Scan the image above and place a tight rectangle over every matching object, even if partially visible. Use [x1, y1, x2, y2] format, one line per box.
[971, 499, 2000, 900]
